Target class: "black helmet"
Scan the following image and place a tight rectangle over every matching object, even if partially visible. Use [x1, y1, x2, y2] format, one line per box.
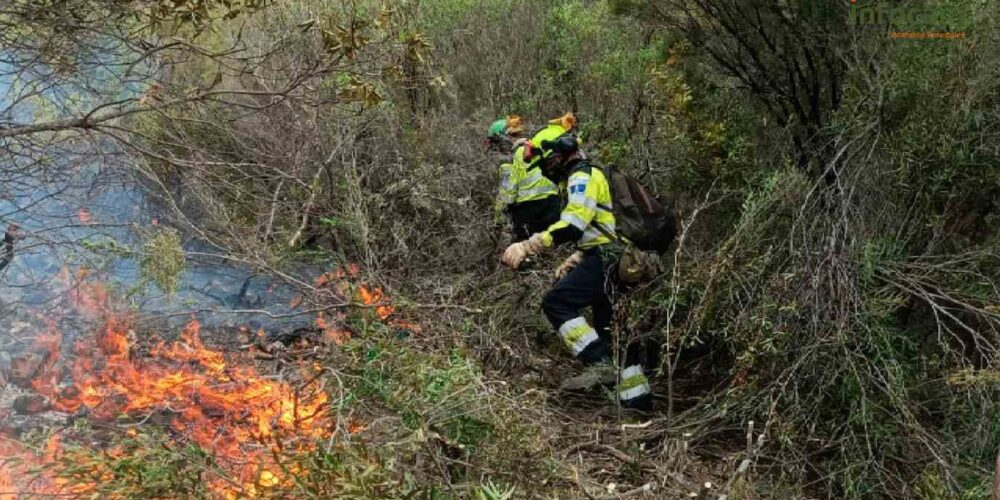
[539, 134, 579, 158]
[536, 134, 579, 183]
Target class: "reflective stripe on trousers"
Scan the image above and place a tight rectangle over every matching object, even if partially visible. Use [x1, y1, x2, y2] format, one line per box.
[618, 364, 650, 401]
[558, 317, 600, 355]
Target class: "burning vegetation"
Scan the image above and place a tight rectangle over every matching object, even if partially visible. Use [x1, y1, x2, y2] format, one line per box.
[0, 266, 420, 498]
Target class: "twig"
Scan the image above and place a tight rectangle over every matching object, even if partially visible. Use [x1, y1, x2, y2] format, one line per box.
[406, 302, 485, 314]
[718, 420, 765, 500]
[614, 483, 655, 498]
[573, 470, 600, 500]
[263, 179, 285, 242]
[621, 421, 653, 431]
[663, 185, 716, 423]
[287, 162, 327, 248]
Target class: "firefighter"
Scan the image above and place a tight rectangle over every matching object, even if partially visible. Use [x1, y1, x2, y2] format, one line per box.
[499, 133, 652, 411]
[494, 113, 576, 242]
[486, 115, 525, 155]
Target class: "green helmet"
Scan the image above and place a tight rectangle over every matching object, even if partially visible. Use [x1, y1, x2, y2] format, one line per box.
[487, 119, 508, 138]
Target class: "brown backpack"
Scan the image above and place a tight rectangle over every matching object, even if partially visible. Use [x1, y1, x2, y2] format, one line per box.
[595, 165, 677, 254]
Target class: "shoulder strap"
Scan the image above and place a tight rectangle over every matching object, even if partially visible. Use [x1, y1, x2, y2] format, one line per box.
[583, 163, 619, 242]
[588, 164, 614, 212]
[567, 158, 592, 177]
[592, 220, 618, 243]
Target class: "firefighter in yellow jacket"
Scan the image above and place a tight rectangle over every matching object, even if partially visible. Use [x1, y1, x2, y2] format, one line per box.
[494, 113, 576, 241]
[499, 133, 652, 411]
[486, 115, 524, 154]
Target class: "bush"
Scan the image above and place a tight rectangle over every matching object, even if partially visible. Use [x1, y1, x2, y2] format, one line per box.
[103, 0, 1000, 497]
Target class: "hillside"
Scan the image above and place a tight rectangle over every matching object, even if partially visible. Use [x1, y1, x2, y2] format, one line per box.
[1, 0, 999, 498]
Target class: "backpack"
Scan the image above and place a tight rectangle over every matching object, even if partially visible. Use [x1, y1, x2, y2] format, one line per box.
[594, 165, 677, 254]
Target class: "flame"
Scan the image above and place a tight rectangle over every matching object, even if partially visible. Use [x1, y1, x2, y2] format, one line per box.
[0, 266, 414, 497]
[392, 320, 422, 334]
[358, 285, 394, 320]
[314, 267, 415, 334]
[0, 434, 79, 499]
[314, 263, 359, 288]
[0, 438, 43, 498]
[316, 312, 350, 345]
[3, 279, 334, 497]
[258, 469, 279, 488]
[348, 419, 367, 434]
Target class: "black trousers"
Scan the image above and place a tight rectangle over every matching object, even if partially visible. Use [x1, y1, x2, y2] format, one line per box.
[541, 250, 645, 370]
[508, 198, 561, 242]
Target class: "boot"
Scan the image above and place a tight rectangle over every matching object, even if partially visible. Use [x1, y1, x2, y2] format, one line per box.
[561, 362, 617, 391]
[620, 394, 653, 412]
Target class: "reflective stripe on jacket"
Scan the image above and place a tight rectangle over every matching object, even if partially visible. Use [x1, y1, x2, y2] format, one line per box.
[495, 144, 560, 219]
[540, 160, 615, 250]
[494, 161, 515, 221]
[495, 123, 573, 221]
[510, 124, 569, 203]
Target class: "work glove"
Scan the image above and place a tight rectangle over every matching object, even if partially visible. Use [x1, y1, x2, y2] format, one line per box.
[501, 233, 546, 269]
[554, 251, 584, 280]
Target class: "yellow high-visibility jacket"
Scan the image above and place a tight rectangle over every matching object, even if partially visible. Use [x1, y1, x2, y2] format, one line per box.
[494, 126, 566, 223]
[539, 159, 616, 251]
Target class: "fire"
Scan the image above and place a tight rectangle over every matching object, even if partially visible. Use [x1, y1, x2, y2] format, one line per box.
[0, 434, 78, 499]
[1, 265, 414, 497]
[314, 263, 360, 288]
[0, 437, 42, 498]
[312, 267, 415, 334]
[316, 312, 351, 345]
[359, 285, 394, 320]
[258, 469, 279, 488]
[3, 279, 334, 497]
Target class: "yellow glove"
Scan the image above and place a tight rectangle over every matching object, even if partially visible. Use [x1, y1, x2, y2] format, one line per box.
[501, 233, 546, 269]
[554, 251, 584, 280]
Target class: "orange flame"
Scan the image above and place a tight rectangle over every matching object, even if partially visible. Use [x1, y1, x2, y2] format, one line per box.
[4, 279, 334, 497]
[1, 266, 416, 497]
[314, 263, 360, 288]
[316, 312, 350, 345]
[0, 434, 85, 498]
[358, 285, 394, 320]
